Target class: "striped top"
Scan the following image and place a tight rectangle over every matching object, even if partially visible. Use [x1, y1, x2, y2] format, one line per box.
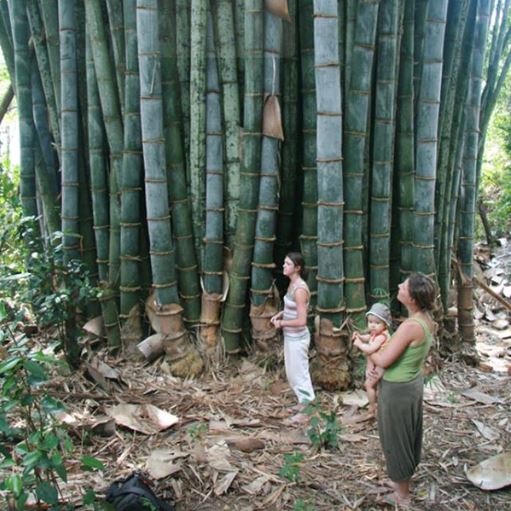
[282, 279, 310, 338]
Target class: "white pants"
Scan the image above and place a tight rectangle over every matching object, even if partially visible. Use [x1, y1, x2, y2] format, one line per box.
[284, 331, 315, 404]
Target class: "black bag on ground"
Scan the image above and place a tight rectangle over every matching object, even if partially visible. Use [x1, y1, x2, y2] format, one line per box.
[105, 471, 175, 511]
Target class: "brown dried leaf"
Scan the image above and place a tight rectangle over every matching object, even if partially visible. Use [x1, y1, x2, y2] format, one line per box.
[461, 388, 504, 405]
[265, 0, 290, 20]
[214, 471, 238, 496]
[466, 452, 511, 490]
[226, 437, 265, 453]
[82, 316, 105, 338]
[108, 404, 179, 434]
[146, 448, 188, 479]
[262, 95, 284, 140]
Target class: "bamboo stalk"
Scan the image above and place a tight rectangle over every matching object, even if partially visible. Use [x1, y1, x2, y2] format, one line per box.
[160, 0, 201, 324]
[369, 0, 400, 301]
[189, 0, 208, 268]
[221, 0, 264, 353]
[457, 0, 491, 344]
[343, 0, 379, 325]
[213, 0, 241, 248]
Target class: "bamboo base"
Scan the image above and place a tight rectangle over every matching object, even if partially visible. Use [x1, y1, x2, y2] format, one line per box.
[121, 304, 143, 358]
[249, 296, 280, 353]
[311, 316, 351, 391]
[199, 292, 223, 353]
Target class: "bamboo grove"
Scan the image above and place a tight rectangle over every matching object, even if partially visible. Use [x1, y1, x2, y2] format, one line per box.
[1, 0, 510, 389]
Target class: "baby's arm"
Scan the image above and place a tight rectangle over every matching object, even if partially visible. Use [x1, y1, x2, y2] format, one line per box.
[352, 331, 371, 343]
[354, 334, 386, 355]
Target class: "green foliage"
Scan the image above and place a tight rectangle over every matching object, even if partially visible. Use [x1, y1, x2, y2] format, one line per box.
[0, 160, 25, 275]
[480, 80, 511, 238]
[304, 401, 341, 451]
[0, 319, 105, 510]
[278, 452, 304, 482]
[0, 324, 68, 509]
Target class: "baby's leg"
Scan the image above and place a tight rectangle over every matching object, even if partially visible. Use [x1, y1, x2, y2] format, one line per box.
[364, 378, 378, 416]
[365, 367, 385, 416]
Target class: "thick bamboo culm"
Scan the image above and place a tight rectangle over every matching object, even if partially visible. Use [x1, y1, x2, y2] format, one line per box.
[3, 1, 509, 383]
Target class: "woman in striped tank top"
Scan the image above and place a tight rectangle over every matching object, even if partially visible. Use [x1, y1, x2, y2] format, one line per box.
[271, 252, 315, 424]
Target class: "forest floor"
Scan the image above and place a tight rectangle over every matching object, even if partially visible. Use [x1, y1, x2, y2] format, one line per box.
[10, 242, 511, 511]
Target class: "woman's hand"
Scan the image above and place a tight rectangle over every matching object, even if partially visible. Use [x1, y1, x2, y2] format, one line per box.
[270, 316, 282, 330]
[270, 313, 283, 329]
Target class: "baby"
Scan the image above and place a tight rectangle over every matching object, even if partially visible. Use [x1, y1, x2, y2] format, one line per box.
[352, 303, 392, 416]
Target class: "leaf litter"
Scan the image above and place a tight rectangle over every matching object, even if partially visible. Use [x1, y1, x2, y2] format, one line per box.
[36, 345, 510, 511]
[9, 243, 511, 510]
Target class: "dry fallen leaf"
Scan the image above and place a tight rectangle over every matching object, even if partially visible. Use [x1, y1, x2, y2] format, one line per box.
[340, 389, 369, 408]
[226, 437, 265, 453]
[146, 448, 188, 479]
[466, 452, 511, 490]
[214, 470, 238, 496]
[461, 389, 503, 405]
[108, 404, 179, 434]
[472, 419, 500, 441]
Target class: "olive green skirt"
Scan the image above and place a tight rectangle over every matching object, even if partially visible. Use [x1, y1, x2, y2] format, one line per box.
[377, 375, 424, 482]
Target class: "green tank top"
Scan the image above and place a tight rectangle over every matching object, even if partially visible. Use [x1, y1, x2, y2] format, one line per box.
[383, 317, 433, 383]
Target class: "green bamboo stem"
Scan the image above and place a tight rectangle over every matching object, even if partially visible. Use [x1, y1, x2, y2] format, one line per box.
[203, 15, 224, 296]
[0, 3, 14, 81]
[275, 0, 299, 276]
[413, 0, 448, 275]
[314, 0, 344, 327]
[189, 0, 208, 268]
[395, 0, 415, 298]
[251, 9, 283, 307]
[0, 84, 14, 124]
[137, 0, 179, 306]
[39, 0, 61, 131]
[369, 0, 400, 301]
[458, 0, 491, 344]
[160, 0, 201, 324]
[10, 0, 39, 224]
[31, 65, 59, 235]
[213, 0, 241, 249]
[435, 0, 470, 268]
[119, 0, 142, 320]
[85, 0, 123, 287]
[343, 0, 379, 325]
[59, 0, 80, 262]
[106, 0, 125, 115]
[438, 0, 476, 310]
[175, 0, 191, 156]
[221, 0, 264, 353]
[26, 0, 60, 150]
[298, 0, 318, 311]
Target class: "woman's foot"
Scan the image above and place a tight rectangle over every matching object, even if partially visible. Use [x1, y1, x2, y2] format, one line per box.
[283, 412, 309, 426]
[377, 491, 411, 507]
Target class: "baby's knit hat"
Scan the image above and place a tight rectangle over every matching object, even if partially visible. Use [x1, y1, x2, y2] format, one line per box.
[366, 303, 392, 328]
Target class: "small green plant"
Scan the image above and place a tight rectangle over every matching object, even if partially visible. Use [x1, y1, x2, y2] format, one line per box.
[186, 422, 208, 441]
[278, 452, 304, 482]
[304, 401, 341, 451]
[0, 309, 105, 510]
[294, 499, 316, 511]
[1, 229, 98, 365]
[0, 322, 71, 509]
[447, 392, 459, 404]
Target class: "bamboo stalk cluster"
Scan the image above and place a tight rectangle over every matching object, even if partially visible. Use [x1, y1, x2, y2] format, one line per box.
[1, 0, 508, 386]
